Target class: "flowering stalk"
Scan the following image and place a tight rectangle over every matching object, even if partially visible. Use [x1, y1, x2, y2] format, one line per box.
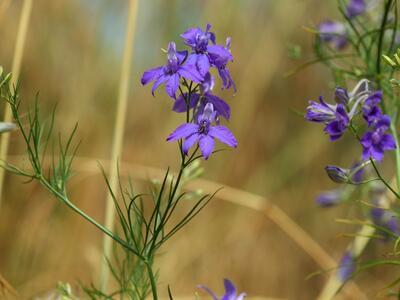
[299, 0, 400, 297]
[0, 23, 239, 299]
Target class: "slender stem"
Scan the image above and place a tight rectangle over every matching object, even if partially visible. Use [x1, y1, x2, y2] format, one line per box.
[376, 0, 393, 89]
[391, 122, 400, 191]
[338, 5, 368, 57]
[370, 158, 400, 199]
[145, 261, 158, 300]
[38, 175, 145, 260]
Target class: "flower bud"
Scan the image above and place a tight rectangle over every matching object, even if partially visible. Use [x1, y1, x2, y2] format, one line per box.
[334, 87, 349, 104]
[325, 165, 349, 183]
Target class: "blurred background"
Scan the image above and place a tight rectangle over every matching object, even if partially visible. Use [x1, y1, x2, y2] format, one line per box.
[0, 0, 396, 299]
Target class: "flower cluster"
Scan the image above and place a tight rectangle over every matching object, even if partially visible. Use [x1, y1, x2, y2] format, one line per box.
[141, 24, 237, 160]
[305, 79, 396, 162]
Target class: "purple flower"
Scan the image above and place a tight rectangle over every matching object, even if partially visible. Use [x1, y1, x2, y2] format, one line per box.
[181, 24, 235, 91]
[371, 207, 400, 239]
[181, 23, 216, 53]
[181, 24, 216, 77]
[305, 97, 337, 123]
[316, 189, 344, 207]
[362, 90, 382, 126]
[360, 115, 396, 161]
[347, 0, 367, 18]
[208, 38, 236, 91]
[167, 103, 237, 159]
[173, 73, 231, 120]
[198, 279, 246, 300]
[324, 104, 350, 141]
[337, 251, 355, 282]
[319, 21, 348, 50]
[305, 97, 349, 141]
[141, 42, 203, 99]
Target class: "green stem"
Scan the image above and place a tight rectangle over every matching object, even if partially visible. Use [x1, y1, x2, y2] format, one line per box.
[391, 122, 400, 191]
[145, 261, 158, 300]
[38, 175, 145, 260]
[376, 0, 393, 89]
[370, 158, 400, 199]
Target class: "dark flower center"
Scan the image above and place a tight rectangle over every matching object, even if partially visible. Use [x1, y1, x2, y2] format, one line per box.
[372, 130, 383, 144]
[165, 57, 179, 74]
[198, 119, 210, 134]
[195, 34, 209, 53]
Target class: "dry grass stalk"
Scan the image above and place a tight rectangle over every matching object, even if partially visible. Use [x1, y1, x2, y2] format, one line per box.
[0, 0, 33, 209]
[99, 0, 139, 292]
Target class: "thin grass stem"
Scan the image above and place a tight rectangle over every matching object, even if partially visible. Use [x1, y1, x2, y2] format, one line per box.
[100, 0, 139, 292]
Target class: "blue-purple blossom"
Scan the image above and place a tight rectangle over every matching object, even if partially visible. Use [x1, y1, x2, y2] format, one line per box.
[141, 42, 203, 99]
[198, 279, 246, 300]
[346, 0, 367, 18]
[305, 97, 350, 141]
[362, 90, 382, 126]
[208, 38, 236, 91]
[181, 24, 216, 77]
[337, 251, 355, 282]
[305, 97, 337, 123]
[181, 25, 235, 91]
[173, 73, 231, 120]
[167, 103, 237, 159]
[360, 115, 396, 161]
[316, 189, 344, 207]
[371, 207, 400, 239]
[324, 104, 350, 141]
[319, 21, 348, 50]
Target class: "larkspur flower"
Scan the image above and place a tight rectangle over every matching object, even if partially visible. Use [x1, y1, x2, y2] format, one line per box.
[198, 279, 246, 300]
[305, 97, 350, 141]
[346, 0, 367, 18]
[362, 90, 382, 126]
[337, 251, 355, 282]
[141, 42, 203, 99]
[173, 73, 231, 120]
[167, 103, 237, 159]
[208, 37, 236, 91]
[316, 189, 344, 207]
[181, 24, 235, 91]
[305, 97, 337, 123]
[360, 115, 396, 161]
[319, 21, 348, 50]
[324, 104, 350, 141]
[181, 24, 216, 77]
[371, 207, 400, 239]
